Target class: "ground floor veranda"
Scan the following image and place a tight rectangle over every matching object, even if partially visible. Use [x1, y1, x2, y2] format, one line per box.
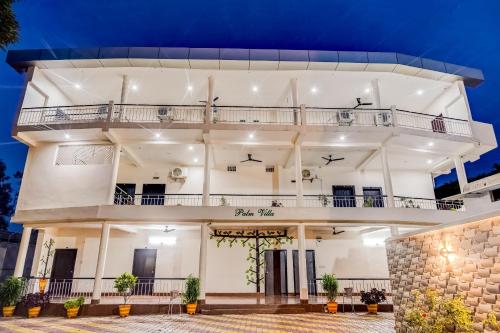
[13, 222, 405, 309]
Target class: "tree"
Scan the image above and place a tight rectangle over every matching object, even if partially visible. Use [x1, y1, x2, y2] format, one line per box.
[0, 0, 19, 50]
[0, 160, 14, 230]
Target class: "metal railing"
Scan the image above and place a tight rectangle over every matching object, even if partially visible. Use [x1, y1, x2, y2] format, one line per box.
[114, 193, 203, 206]
[209, 194, 297, 207]
[23, 277, 186, 304]
[303, 195, 388, 208]
[394, 196, 465, 211]
[309, 278, 392, 305]
[112, 104, 205, 123]
[305, 108, 393, 127]
[395, 109, 472, 137]
[213, 106, 297, 125]
[18, 104, 109, 126]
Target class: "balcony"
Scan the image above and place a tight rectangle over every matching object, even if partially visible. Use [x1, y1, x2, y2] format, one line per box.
[17, 104, 473, 138]
[113, 193, 464, 211]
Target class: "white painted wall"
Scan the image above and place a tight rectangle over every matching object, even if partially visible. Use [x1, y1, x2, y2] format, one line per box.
[22, 67, 73, 108]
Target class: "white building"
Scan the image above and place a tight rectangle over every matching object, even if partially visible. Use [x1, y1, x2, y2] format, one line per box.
[6, 47, 497, 310]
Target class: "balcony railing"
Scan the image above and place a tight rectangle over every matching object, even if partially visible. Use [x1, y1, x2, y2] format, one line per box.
[114, 193, 203, 206]
[309, 278, 392, 305]
[17, 104, 473, 138]
[112, 104, 205, 123]
[213, 106, 297, 125]
[209, 194, 297, 207]
[17, 104, 109, 126]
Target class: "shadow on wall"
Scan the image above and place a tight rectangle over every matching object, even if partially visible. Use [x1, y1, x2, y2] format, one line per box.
[0, 230, 37, 281]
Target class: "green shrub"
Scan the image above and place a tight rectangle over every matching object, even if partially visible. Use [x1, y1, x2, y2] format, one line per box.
[0, 277, 25, 307]
[114, 273, 137, 304]
[321, 274, 338, 302]
[63, 297, 85, 309]
[182, 275, 200, 304]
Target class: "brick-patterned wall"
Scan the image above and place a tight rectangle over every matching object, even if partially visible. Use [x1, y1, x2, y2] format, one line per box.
[386, 217, 500, 332]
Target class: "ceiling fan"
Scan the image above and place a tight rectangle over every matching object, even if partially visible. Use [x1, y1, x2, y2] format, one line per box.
[322, 154, 345, 166]
[240, 154, 262, 163]
[353, 97, 373, 109]
[332, 227, 345, 236]
[164, 226, 176, 233]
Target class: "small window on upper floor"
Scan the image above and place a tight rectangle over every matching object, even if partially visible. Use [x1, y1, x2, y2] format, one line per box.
[490, 188, 500, 202]
[55, 144, 115, 166]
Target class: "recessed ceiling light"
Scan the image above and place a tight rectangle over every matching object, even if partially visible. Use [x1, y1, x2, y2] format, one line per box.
[187, 85, 193, 91]
[155, 133, 161, 138]
[364, 88, 371, 94]
[193, 158, 199, 163]
[74, 83, 81, 89]
[416, 89, 424, 96]
[131, 84, 139, 91]
[428, 142, 434, 147]
[64, 133, 71, 139]
[252, 85, 259, 93]
[188, 145, 194, 150]
[427, 159, 433, 164]
[310, 87, 318, 94]
[248, 133, 255, 139]
[340, 135, 346, 141]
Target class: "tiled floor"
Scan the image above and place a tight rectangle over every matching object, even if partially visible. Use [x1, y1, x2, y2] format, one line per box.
[0, 313, 395, 333]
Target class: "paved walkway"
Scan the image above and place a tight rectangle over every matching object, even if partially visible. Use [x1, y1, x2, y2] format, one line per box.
[0, 313, 395, 333]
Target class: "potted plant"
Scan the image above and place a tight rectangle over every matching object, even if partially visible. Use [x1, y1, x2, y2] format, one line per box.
[182, 275, 200, 315]
[114, 272, 137, 317]
[63, 297, 85, 319]
[21, 292, 49, 318]
[0, 276, 25, 317]
[360, 288, 386, 314]
[219, 196, 227, 206]
[38, 238, 55, 294]
[363, 196, 374, 207]
[321, 274, 339, 313]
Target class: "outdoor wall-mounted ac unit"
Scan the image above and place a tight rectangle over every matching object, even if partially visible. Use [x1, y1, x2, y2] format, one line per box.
[169, 167, 188, 180]
[338, 110, 355, 126]
[376, 112, 393, 126]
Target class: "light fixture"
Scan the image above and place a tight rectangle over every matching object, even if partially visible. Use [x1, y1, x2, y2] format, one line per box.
[416, 89, 424, 96]
[64, 133, 71, 139]
[427, 159, 433, 164]
[364, 88, 371, 94]
[339, 135, 346, 141]
[188, 145, 194, 151]
[131, 84, 139, 91]
[251, 85, 259, 93]
[193, 158, 199, 163]
[440, 246, 455, 262]
[155, 133, 161, 139]
[187, 85, 193, 91]
[148, 236, 176, 246]
[427, 142, 434, 147]
[74, 83, 81, 89]
[310, 87, 318, 94]
[248, 133, 255, 139]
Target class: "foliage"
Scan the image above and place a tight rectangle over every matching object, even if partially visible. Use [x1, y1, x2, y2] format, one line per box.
[0, 276, 25, 306]
[321, 274, 338, 302]
[0, 0, 19, 50]
[403, 290, 474, 333]
[114, 273, 137, 304]
[219, 196, 227, 206]
[400, 198, 420, 209]
[182, 275, 200, 304]
[484, 312, 498, 331]
[21, 292, 49, 308]
[318, 195, 331, 207]
[360, 288, 386, 305]
[0, 160, 18, 230]
[63, 297, 85, 309]
[363, 196, 374, 207]
[39, 239, 55, 278]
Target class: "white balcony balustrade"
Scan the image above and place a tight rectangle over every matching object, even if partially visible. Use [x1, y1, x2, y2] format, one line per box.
[17, 104, 109, 126]
[114, 193, 203, 206]
[209, 194, 297, 207]
[112, 104, 205, 123]
[309, 278, 392, 305]
[213, 106, 297, 125]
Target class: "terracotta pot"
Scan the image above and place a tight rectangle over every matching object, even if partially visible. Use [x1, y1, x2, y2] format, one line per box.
[66, 307, 79, 319]
[2, 305, 15, 317]
[118, 304, 131, 318]
[186, 303, 197, 315]
[326, 302, 338, 313]
[367, 304, 378, 314]
[39, 278, 48, 294]
[27, 306, 41, 318]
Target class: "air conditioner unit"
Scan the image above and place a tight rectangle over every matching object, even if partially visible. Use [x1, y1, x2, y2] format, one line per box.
[169, 167, 188, 180]
[158, 106, 176, 122]
[376, 112, 393, 126]
[302, 169, 312, 179]
[338, 110, 355, 126]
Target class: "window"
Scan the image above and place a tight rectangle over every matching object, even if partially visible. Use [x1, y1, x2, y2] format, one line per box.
[362, 187, 384, 208]
[265, 166, 275, 173]
[55, 144, 115, 166]
[491, 188, 500, 202]
[332, 186, 356, 207]
[115, 184, 136, 205]
[227, 165, 237, 172]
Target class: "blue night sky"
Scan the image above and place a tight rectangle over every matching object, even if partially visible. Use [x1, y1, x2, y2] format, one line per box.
[0, 0, 499, 187]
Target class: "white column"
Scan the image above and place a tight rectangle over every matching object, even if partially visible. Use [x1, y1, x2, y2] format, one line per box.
[30, 229, 45, 277]
[454, 155, 468, 193]
[202, 143, 212, 206]
[205, 76, 214, 124]
[290, 78, 300, 125]
[120, 75, 129, 104]
[295, 143, 303, 207]
[390, 226, 399, 237]
[456, 80, 473, 123]
[371, 79, 381, 109]
[14, 226, 32, 277]
[198, 223, 208, 303]
[92, 223, 111, 304]
[107, 144, 122, 205]
[381, 146, 395, 208]
[297, 224, 308, 303]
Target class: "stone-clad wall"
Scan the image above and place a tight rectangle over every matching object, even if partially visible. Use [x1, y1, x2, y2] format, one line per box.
[386, 217, 500, 332]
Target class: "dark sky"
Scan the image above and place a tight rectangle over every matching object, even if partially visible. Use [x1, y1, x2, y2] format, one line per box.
[1, 0, 499, 187]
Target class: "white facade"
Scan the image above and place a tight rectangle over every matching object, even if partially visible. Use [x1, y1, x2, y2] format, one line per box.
[7, 48, 497, 304]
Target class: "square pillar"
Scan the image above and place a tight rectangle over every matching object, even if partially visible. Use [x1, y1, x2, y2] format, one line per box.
[295, 144, 303, 207]
[198, 223, 208, 303]
[202, 143, 212, 206]
[454, 155, 468, 193]
[92, 223, 110, 304]
[297, 224, 308, 303]
[14, 226, 32, 277]
[381, 146, 394, 208]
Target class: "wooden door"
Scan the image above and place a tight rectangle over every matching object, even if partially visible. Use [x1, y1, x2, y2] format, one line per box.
[132, 249, 157, 295]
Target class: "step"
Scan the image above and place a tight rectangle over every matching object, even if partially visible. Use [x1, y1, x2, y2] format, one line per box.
[200, 303, 307, 315]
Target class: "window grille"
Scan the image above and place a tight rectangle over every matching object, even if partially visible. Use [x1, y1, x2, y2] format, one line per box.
[265, 166, 275, 173]
[55, 144, 115, 166]
[227, 165, 237, 172]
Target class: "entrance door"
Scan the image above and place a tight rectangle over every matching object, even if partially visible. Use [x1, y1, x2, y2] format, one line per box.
[264, 250, 287, 296]
[142, 184, 166, 205]
[132, 249, 157, 295]
[292, 250, 317, 295]
[332, 185, 356, 207]
[49, 249, 77, 296]
[363, 187, 384, 207]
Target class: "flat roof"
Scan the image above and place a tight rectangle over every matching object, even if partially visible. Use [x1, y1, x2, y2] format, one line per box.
[5, 47, 484, 87]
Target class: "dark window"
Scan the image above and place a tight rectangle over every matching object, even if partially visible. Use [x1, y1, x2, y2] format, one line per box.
[142, 184, 166, 205]
[491, 188, 500, 202]
[115, 183, 136, 205]
[227, 165, 237, 172]
[332, 186, 356, 207]
[363, 187, 384, 207]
